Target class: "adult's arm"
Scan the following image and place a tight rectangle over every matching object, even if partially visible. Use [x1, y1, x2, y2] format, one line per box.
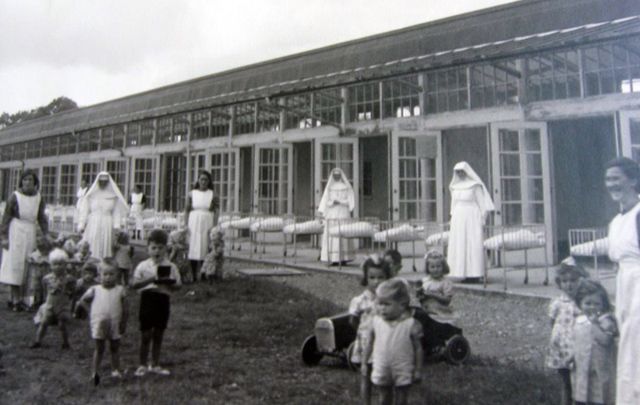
[1, 192, 18, 240]
[37, 195, 49, 234]
[184, 191, 192, 228]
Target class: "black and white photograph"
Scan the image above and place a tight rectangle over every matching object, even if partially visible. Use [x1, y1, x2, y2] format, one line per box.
[1, 0, 639, 403]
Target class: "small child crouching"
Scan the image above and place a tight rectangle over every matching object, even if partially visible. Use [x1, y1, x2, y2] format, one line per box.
[31, 248, 75, 349]
[203, 228, 225, 283]
[131, 229, 181, 377]
[75, 260, 128, 385]
[362, 279, 423, 405]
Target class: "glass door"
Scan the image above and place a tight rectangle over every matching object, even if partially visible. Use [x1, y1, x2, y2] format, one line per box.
[210, 148, 240, 214]
[620, 110, 640, 162]
[105, 159, 128, 199]
[253, 144, 292, 215]
[391, 133, 442, 222]
[314, 138, 359, 216]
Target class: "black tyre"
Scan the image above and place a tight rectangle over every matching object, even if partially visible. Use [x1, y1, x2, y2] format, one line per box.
[301, 335, 323, 366]
[346, 341, 360, 372]
[444, 335, 470, 365]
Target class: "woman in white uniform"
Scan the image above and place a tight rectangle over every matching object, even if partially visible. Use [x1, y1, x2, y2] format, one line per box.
[185, 171, 219, 282]
[128, 184, 146, 239]
[77, 172, 128, 260]
[446, 162, 494, 282]
[605, 157, 640, 405]
[0, 170, 49, 311]
[318, 168, 355, 265]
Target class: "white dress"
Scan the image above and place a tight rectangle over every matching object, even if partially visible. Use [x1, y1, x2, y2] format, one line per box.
[447, 185, 486, 278]
[129, 192, 144, 231]
[0, 192, 41, 286]
[188, 189, 214, 261]
[320, 183, 355, 263]
[81, 191, 121, 260]
[608, 201, 640, 405]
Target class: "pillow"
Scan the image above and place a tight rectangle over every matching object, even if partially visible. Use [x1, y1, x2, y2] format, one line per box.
[425, 231, 449, 246]
[283, 220, 324, 235]
[374, 224, 425, 242]
[250, 217, 289, 232]
[484, 229, 546, 250]
[329, 221, 377, 238]
[570, 237, 609, 256]
[229, 217, 254, 229]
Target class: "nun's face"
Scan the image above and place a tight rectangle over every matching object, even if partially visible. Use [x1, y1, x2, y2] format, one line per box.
[332, 171, 342, 181]
[455, 169, 466, 180]
[98, 177, 109, 189]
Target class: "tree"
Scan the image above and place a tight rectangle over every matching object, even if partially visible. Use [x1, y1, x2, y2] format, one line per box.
[0, 96, 78, 129]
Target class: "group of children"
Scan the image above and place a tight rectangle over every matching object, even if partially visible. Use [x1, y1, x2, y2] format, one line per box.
[547, 259, 617, 405]
[168, 227, 225, 284]
[349, 249, 456, 405]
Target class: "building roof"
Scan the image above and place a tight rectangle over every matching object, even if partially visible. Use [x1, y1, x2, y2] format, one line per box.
[2, 0, 640, 142]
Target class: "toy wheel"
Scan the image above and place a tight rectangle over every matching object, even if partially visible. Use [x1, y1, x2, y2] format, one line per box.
[301, 335, 323, 366]
[444, 335, 470, 365]
[346, 341, 360, 372]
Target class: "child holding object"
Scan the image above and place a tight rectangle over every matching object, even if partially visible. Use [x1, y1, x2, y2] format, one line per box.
[361, 279, 423, 405]
[546, 259, 589, 405]
[30, 248, 75, 349]
[131, 229, 181, 377]
[571, 279, 617, 405]
[75, 260, 128, 385]
[349, 254, 392, 405]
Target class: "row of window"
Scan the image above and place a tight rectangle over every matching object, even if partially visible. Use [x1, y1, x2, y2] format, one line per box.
[2, 37, 638, 163]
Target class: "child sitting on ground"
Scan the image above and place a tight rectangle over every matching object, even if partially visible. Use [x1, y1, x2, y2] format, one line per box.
[31, 248, 76, 349]
[168, 229, 190, 284]
[546, 259, 589, 405]
[131, 229, 182, 377]
[76, 260, 128, 386]
[72, 262, 99, 319]
[113, 231, 134, 286]
[25, 236, 51, 311]
[361, 279, 423, 405]
[203, 228, 225, 283]
[571, 279, 617, 405]
[349, 254, 392, 405]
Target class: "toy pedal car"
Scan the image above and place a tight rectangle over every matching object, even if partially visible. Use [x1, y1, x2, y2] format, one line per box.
[301, 308, 470, 369]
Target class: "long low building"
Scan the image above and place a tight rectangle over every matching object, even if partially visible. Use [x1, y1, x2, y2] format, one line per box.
[1, 0, 639, 262]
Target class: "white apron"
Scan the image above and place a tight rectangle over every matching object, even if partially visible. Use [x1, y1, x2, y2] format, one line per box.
[0, 192, 40, 286]
[188, 189, 214, 261]
[130, 192, 144, 230]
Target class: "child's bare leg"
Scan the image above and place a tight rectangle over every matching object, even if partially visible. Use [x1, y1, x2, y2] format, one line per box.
[33, 321, 49, 346]
[139, 329, 153, 366]
[93, 339, 105, 376]
[377, 385, 393, 405]
[558, 369, 572, 405]
[60, 319, 70, 348]
[360, 365, 372, 405]
[151, 328, 165, 366]
[394, 385, 410, 405]
[109, 339, 121, 372]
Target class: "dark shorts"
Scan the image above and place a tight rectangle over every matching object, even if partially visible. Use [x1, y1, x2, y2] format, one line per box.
[139, 290, 170, 331]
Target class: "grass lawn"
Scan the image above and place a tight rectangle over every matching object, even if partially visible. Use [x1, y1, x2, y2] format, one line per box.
[0, 268, 560, 404]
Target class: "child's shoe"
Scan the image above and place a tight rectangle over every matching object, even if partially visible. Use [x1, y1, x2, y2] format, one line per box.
[92, 373, 100, 386]
[134, 365, 147, 377]
[148, 365, 170, 376]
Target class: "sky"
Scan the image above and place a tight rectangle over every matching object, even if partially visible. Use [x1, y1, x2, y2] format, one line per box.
[0, 0, 515, 114]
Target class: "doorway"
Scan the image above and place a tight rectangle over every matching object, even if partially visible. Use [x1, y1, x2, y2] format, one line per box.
[293, 142, 313, 217]
[360, 136, 389, 220]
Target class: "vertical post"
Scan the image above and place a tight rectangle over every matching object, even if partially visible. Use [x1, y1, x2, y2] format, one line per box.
[340, 87, 348, 131]
[418, 73, 426, 116]
[185, 112, 192, 210]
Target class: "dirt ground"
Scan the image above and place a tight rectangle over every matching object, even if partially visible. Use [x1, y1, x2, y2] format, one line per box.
[0, 260, 559, 404]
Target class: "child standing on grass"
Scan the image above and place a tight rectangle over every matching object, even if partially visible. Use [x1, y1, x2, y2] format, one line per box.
[131, 229, 181, 377]
[113, 231, 134, 286]
[350, 254, 392, 405]
[168, 229, 190, 283]
[30, 248, 75, 349]
[203, 228, 225, 283]
[73, 262, 99, 319]
[546, 260, 589, 405]
[76, 260, 128, 385]
[25, 236, 51, 311]
[571, 279, 617, 405]
[362, 279, 424, 405]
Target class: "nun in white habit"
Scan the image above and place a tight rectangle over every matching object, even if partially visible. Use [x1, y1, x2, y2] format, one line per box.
[77, 172, 129, 260]
[447, 162, 495, 281]
[318, 168, 355, 264]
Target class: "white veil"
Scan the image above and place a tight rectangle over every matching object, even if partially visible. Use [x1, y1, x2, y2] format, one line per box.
[78, 171, 129, 230]
[318, 168, 355, 215]
[449, 161, 495, 216]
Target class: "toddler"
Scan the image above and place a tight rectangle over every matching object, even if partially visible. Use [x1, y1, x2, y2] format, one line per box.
[30, 248, 75, 349]
[76, 260, 128, 385]
[203, 229, 225, 283]
[113, 231, 134, 286]
[362, 279, 424, 405]
[168, 229, 190, 283]
[383, 249, 403, 276]
[546, 259, 589, 405]
[419, 251, 455, 322]
[349, 254, 392, 405]
[74, 241, 92, 263]
[131, 229, 182, 377]
[571, 279, 617, 405]
[25, 236, 51, 310]
[72, 262, 99, 319]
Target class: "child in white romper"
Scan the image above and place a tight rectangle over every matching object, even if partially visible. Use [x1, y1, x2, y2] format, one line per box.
[362, 278, 423, 405]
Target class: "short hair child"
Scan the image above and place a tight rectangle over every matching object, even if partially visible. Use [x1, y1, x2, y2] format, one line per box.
[350, 254, 393, 405]
[76, 259, 128, 385]
[420, 251, 454, 319]
[571, 279, 617, 404]
[131, 229, 181, 377]
[383, 249, 403, 276]
[26, 236, 52, 310]
[113, 231, 134, 286]
[30, 248, 75, 349]
[73, 262, 99, 319]
[546, 259, 589, 405]
[203, 229, 225, 283]
[361, 279, 424, 405]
